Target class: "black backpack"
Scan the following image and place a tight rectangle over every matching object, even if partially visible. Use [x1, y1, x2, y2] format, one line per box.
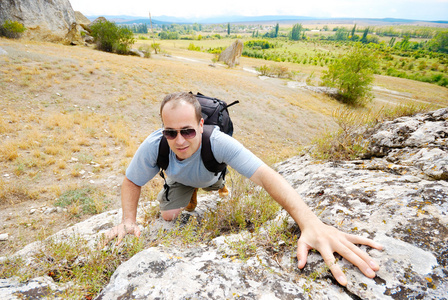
[157, 92, 239, 176]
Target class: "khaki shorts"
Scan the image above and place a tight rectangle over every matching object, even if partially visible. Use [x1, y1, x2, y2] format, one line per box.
[157, 177, 225, 211]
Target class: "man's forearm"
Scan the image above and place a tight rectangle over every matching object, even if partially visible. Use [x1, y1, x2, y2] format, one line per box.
[250, 164, 320, 229]
[121, 176, 142, 223]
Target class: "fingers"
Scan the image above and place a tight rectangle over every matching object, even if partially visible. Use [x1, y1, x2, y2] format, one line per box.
[320, 250, 348, 286]
[98, 222, 140, 248]
[346, 233, 384, 251]
[115, 226, 126, 246]
[297, 227, 382, 286]
[296, 239, 310, 269]
[343, 238, 380, 273]
[334, 240, 377, 279]
[115, 223, 139, 245]
[134, 225, 141, 238]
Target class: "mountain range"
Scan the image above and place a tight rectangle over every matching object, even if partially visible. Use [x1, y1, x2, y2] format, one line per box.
[84, 14, 448, 25]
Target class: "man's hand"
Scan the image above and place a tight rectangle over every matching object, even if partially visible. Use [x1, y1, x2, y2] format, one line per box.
[98, 176, 143, 249]
[99, 221, 141, 248]
[297, 220, 383, 286]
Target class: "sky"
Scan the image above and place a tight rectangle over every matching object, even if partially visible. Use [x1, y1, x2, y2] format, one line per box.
[69, 0, 448, 21]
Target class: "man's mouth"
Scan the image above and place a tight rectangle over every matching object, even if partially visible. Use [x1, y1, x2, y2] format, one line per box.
[177, 145, 189, 152]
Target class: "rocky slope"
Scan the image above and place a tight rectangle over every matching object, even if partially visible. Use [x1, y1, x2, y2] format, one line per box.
[0, 0, 79, 42]
[1, 108, 447, 299]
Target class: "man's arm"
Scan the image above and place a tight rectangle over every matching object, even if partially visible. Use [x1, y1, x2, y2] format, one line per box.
[250, 164, 383, 286]
[103, 176, 142, 246]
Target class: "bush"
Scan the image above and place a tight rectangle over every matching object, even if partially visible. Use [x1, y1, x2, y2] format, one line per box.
[188, 43, 201, 51]
[322, 46, 378, 106]
[0, 20, 26, 39]
[90, 20, 135, 54]
[244, 40, 275, 49]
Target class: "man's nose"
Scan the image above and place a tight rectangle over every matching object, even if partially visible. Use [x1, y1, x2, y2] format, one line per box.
[174, 133, 186, 144]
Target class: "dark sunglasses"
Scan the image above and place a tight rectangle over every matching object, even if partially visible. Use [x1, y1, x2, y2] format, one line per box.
[162, 128, 197, 140]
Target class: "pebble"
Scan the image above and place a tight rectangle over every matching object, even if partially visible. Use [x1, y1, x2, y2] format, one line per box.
[0, 233, 9, 241]
[44, 207, 57, 214]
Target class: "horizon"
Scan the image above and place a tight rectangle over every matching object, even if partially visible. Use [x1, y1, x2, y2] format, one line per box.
[69, 0, 448, 22]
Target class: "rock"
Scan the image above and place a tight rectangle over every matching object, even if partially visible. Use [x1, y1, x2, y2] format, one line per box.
[218, 39, 243, 68]
[365, 108, 448, 180]
[0, 233, 8, 241]
[74, 11, 90, 29]
[2, 108, 447, 299]
[0, 0, 78, 42]
[129, 48, 144, 58]
[0, 276, 65, 299]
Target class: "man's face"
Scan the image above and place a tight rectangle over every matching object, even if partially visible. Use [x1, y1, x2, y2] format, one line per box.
[161, 101, 203, 161]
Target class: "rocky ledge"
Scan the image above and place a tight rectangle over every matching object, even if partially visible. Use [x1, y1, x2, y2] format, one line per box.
[1, 108, 447, 299]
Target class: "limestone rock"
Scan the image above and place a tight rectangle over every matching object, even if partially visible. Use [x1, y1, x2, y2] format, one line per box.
[0, 0, 77, 42]
[218, 39, 243, 68]
[365, 108, 448, 180]
[2, 108, 447, 299]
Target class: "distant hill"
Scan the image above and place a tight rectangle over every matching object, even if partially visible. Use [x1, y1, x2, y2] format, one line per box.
[85, 14, 448, 26]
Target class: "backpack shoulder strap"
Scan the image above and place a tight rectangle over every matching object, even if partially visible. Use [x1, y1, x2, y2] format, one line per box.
[202, 124, 227, 175]
[157, 135, 170, 171]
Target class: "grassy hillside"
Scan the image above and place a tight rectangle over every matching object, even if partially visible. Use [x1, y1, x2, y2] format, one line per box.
[0, 37, 447, 257]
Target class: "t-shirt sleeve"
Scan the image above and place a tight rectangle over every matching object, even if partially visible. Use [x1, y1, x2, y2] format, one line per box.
[125, 130, 162, 186]
[210, 129, 264, 179]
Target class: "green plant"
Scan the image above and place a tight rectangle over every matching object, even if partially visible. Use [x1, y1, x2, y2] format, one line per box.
[322, 46, 378, 106]
[0, 234, 144, 298]
[188, 43, 201, 51]
[55, 186, 107, 217]
[311, 103, 435, 161]
[311, 108, 371, 160]
[138, 44, 152, 58]
[151, 42, 161, 54]
[90, 20, 135, 54]
[0, 20, 26, 39]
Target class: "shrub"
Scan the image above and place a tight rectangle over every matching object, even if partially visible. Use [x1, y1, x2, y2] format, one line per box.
[322, 46, 378, 106]
[244, 40, 275, 49]
[188, 43, 201, 51]
[311, 104, 434, 161]
[90, 20, 135, 54]
[0, 20, 26, 39]
[55, 186, 107, 217]
[138, 44, 151, 58]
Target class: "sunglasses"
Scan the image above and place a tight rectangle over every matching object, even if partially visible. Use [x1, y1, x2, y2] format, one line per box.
[162, 128, 197, 140]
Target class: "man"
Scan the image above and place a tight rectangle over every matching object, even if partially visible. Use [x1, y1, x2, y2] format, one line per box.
[105, 92, 383, 286]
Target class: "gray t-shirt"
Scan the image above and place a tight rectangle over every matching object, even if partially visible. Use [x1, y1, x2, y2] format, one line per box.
[126, 127, 264, 187]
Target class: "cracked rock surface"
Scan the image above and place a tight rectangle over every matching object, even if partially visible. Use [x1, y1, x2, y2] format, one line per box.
[2, 108, 447, 299]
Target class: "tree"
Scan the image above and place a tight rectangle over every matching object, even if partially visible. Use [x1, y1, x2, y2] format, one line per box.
[360, 27, 369, 43]
[350, 24, 357, 40]
[227, 23, 230, 35]
[274, 23, 279, 38]
[322, 46, 378, 105]
[290, 23, 303, 41]
[334, 28, 348, 41]
[428, 31, 448, 53]
[90, 20, 135, 54]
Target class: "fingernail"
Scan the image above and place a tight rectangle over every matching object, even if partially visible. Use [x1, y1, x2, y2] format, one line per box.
[370, 261, 378, 269]
[366, 268, 375, 277]
[338, 276, 347, 286]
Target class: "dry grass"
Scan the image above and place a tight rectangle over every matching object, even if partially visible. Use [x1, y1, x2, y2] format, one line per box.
[0, 36, 447, 257]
